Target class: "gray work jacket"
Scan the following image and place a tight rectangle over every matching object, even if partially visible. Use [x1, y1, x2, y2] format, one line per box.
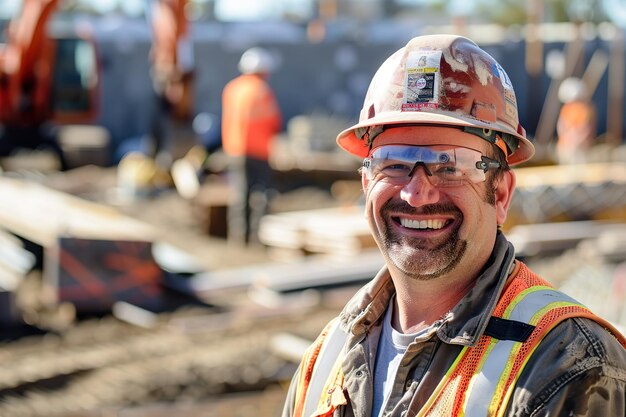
[282, 233, 626, 417]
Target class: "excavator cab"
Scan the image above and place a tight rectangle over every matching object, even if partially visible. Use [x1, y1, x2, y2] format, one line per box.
[50, 34, 99, 123]
[0, 0, 101, 169]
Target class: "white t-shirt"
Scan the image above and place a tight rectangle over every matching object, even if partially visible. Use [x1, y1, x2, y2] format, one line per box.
[372, 299, 433, 417]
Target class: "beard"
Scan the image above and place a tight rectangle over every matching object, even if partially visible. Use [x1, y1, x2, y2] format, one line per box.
[378, 200, 467, 281]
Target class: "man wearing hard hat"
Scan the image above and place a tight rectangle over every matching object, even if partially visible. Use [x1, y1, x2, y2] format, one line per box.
[221, 47, 282, 245]
[556, 77, 597, 164]
[282, 35, 626, 417]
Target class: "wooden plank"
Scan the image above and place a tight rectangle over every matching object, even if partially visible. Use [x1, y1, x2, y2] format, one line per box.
[258, 205, 373, 256]
[513, 162, 626, 188]
[608, 29, 625, 146]
[507, 162, 626, 226]
[581, 49, 609, 99]
[171, 248, 384, 299]
[507, 220, 626, 257]
[0, 177, 170, 314]
[534, 33, 585, 144]
[0, 177, 156, 247]
[0, 229, 35, 289]
[525, 0, 544, 76]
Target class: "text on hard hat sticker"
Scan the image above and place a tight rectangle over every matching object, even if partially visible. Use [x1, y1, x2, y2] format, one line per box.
[493, 62, 519, 125]
[403, 51, 442, 111]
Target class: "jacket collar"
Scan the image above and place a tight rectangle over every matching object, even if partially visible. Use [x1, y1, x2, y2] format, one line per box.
[340, 232, 516, 347]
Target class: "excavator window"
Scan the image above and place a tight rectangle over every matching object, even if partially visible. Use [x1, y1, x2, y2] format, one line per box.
[51, 36, 99, 122]
[52, 37, 97, 113]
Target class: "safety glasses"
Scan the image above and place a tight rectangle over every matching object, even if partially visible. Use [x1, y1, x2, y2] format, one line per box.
[362, 145, 501, 187]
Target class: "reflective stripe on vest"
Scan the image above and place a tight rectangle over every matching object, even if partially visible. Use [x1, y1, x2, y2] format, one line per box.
[291, 263, 626, 417]
[293, 318, 348, 417]
[418, 265, 626, 417]
[462, 287, 581, 416]
[303, 319, 349, 417]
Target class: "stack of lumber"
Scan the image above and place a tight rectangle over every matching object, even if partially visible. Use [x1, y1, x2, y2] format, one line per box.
[181, 248, 384, 301]
[0, 229, 35, 324]
[525, 225, 626, 330]
[258, 205, 375, 258]
[507, 162, 626, 227]
[0, 176, 163, 313]
[0, 177, 156, 246]
[507, 220, 626, 257]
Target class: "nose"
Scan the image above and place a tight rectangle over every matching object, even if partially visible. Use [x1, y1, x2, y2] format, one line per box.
[400, 165, 440, 207]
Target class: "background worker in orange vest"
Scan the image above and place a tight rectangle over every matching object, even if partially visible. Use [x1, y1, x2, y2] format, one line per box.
[221, 47, 282, 245]
[555, 77, 597, 164]
[281, 35, 626, 417]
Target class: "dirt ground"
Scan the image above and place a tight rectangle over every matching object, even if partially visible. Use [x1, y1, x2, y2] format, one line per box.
[0, 163, 354, 417]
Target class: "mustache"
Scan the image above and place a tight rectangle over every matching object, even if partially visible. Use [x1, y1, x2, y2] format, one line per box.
[381, 200, 462, 217]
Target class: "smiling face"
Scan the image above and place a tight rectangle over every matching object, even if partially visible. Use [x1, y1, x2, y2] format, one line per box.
[361, 125, 515, 282]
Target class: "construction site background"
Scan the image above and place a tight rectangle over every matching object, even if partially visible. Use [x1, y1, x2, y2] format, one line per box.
[0, 1, 625, 416]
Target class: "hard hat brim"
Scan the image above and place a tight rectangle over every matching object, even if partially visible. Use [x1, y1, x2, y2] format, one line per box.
[336, 110, 535, 166]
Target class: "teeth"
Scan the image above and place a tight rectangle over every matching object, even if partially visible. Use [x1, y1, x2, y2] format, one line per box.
[400, 218, 444, 230]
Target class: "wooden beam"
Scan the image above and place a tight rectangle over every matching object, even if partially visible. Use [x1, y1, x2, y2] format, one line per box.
[174, 248, 384, 299]
[513, 162, 626, 187]
[534, 28, 585, 144]
[508, 220, 626, 257]
[525, 0, 544, 76]
[607, 28, 625, 146]
[581, 49, 609, 99]
[0, 177, 155, 247]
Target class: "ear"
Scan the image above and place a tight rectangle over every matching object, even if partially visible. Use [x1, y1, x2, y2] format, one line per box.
[495, 170, 515, 226]
[361, 169, 369, 193]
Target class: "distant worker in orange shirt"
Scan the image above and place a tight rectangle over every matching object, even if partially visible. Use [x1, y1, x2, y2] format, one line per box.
[221, 47, 283, 245]
[556, 77, 597, 164]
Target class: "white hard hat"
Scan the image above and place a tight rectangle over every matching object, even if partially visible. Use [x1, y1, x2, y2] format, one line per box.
[336, 34, 535, 165]
[238, 47, 276, 74]
[558, 77, 588, 103]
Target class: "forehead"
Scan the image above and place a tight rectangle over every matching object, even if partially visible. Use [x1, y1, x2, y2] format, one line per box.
[370, 125, 491, 155]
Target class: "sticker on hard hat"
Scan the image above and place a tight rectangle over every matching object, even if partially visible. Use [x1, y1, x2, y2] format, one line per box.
[403, 51, 442, 111]
[493, 63, 519, 126]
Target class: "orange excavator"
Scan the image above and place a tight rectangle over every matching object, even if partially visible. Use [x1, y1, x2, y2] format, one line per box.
[0, 0, 99, 166]
[149, 0, 193, 121]
[0, 0, 190, 168]
[147, 0, 194, 161]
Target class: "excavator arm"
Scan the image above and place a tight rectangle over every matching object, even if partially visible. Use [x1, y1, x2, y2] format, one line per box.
[149, 0, 193, 120]
[0, 0, 190, 126]
[0, 0, 60, 125]
[0, 0, 100, 167]
[0, 0, 188, 164]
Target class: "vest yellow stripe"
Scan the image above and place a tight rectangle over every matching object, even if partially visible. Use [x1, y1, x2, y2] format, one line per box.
[502, 285, 553, 318]
[463, 286, 552, 415]
[415, 345, 470, 417]
[462, 335, 500, 415]
[473, 285, 586, 417]
[488, 300, 590, 417]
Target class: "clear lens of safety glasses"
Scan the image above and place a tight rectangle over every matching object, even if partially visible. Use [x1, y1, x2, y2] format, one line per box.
[362, 145, 500, 187]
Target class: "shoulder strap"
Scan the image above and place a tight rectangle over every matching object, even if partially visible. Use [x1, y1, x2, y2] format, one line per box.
[302, 318, 349, 417]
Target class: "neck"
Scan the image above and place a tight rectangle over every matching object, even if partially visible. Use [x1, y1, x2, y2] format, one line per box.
[390, 270, 477, 334]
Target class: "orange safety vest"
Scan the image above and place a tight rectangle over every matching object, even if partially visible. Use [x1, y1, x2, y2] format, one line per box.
[221, 73, 282, 161]
[556, 100, 596, 148]
[292, 263, 626, 417]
